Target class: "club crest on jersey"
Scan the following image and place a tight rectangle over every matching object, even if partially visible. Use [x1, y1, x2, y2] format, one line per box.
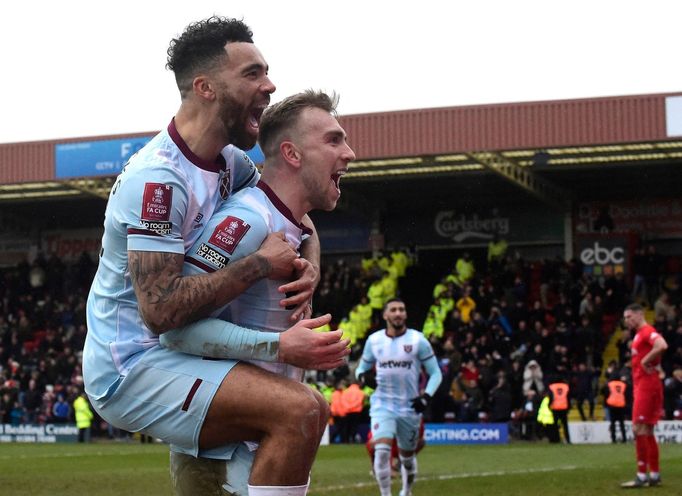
[220, 170, 231, 200]
[403, 345, 413, 353]
[209, 216, 250, 255]
[141, 183, 172, 221]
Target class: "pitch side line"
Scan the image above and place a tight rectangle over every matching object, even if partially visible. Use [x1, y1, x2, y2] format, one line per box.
[314, 465, 579, 493]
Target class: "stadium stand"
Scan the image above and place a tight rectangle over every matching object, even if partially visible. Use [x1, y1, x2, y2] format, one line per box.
[311, 247, 682, 441]
[0, 247, 680, 440]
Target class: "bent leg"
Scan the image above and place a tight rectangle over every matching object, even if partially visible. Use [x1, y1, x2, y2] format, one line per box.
[200, 363, 327, 486]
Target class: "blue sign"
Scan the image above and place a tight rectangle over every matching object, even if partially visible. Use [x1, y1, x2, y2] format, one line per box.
[55, 137, 152, 178]
[424, 423, 509, 445]
[246, 143, 264, 164]
[56, 137, 265, 179]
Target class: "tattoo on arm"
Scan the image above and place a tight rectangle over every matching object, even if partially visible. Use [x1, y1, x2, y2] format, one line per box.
[129, 250, 272, 334]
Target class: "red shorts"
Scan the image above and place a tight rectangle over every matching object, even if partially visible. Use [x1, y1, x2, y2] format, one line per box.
[632, 385, 663, 425]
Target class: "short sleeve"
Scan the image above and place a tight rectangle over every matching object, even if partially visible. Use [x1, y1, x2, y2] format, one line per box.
[184, 200, 268, 274]
[231, 148, 261, 192]
[115, 165, 188, 254]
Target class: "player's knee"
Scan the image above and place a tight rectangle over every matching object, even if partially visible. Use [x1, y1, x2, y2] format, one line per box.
[373, 444, 392, 478]
[313, 390, 330, 427]
[399, 453, 416, 472]
[280, 388, 323, 443]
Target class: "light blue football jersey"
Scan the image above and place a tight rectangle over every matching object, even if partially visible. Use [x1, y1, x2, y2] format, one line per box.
[83, 120, 259, 400]
[358, 329, 436, 417]
[183, 181, 312, 381]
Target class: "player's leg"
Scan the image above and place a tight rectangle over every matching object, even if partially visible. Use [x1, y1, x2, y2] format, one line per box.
[201, 363, 328, 492]
[646, 387, 664, 486]
[90, 347, 326, 495]
[622, 391, 650, 488]
[370, 414, 396, 496]
[396, 416, 421, 496]
[621, 423, 652, 488]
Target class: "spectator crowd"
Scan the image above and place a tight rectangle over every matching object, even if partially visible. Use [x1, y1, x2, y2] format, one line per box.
[1, 241, 681, 444]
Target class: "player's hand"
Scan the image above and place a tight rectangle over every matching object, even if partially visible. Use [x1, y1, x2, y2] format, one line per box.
[257, 232, 298, 280]
[279, 314, 350, 370]
[642, 362, 658, 375]
[358, 370, 377, 389]
[410, 393, 432, 414]
[279, 257, 320, 321]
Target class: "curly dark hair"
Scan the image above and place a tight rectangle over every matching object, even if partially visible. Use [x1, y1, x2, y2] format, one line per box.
[259, 90, 339, 158]
[166, 16, 253, 98]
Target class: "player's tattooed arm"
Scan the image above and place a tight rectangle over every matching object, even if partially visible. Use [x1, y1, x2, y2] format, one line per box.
[129, 250, 272, 334]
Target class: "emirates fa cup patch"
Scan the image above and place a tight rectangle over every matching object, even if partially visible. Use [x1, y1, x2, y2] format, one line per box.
[142, 183, 172, 221]
[140, 183, 173, 235]
[208, 216, 250, 255]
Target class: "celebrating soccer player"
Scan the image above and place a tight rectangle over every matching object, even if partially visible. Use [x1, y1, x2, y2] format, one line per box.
[356, 299, 442, 496]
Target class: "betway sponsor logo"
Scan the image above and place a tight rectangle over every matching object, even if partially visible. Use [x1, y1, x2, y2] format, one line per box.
[378, 360, 412, 369]
[435, 210, 509, 243]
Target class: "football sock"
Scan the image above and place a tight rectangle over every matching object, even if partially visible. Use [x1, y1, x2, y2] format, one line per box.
[635, 435, 648, 475]
[646, 434, 660, 473]
[399, 454, 417, 495]
[247, 481, 309, 495]
[374, 444, 392, 496]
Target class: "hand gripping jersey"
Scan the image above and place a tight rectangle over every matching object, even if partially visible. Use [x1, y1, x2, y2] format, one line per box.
[358, 329, 437, 417]
[183, 181, 312, 381]
[83, 119, 259, 400]
[631, 323, 663, 388]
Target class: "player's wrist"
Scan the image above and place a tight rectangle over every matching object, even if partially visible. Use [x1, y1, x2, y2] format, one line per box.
[249, 252, 274, 279]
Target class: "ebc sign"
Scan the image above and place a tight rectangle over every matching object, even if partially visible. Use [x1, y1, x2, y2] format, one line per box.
[576, 234, 632, 277]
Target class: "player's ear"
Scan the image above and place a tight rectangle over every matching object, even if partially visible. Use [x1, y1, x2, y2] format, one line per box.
[280, 141, 302, 167]
[192, 75, 216, 101]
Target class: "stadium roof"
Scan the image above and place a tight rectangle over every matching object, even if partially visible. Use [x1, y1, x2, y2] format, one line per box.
[1, 92, 681, 208]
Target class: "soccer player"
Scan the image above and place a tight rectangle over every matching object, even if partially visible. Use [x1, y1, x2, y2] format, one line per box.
[162, 89, 355, 494]
[620, 303, 668, 489]
[355, 299, 442, 496]
[83, 17, 349, 496]
[366, 420, 425, 479]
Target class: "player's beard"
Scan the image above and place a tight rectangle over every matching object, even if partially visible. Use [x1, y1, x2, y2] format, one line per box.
[300, 160, 338, 212]
[388, 317, 407, 334]
[217, 89, 257, 151]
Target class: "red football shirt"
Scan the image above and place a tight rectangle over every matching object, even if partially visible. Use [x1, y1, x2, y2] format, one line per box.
[631, 323, 663, 387]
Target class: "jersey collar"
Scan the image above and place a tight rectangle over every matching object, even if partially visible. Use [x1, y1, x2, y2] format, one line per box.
[167, 118, 226, 173]
[256, 181, 313, 235]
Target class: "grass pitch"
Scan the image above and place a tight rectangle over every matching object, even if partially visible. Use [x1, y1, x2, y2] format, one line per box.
[0, 441, 680, 495]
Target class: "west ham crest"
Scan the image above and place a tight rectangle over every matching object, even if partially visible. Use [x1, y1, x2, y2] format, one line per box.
[403, 345, 413, 353]
[220, 170, 231, 200]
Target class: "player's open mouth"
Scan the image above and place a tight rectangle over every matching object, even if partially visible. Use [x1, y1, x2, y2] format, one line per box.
[331, 169, 347, 192]
[248, 107, 266, 134]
